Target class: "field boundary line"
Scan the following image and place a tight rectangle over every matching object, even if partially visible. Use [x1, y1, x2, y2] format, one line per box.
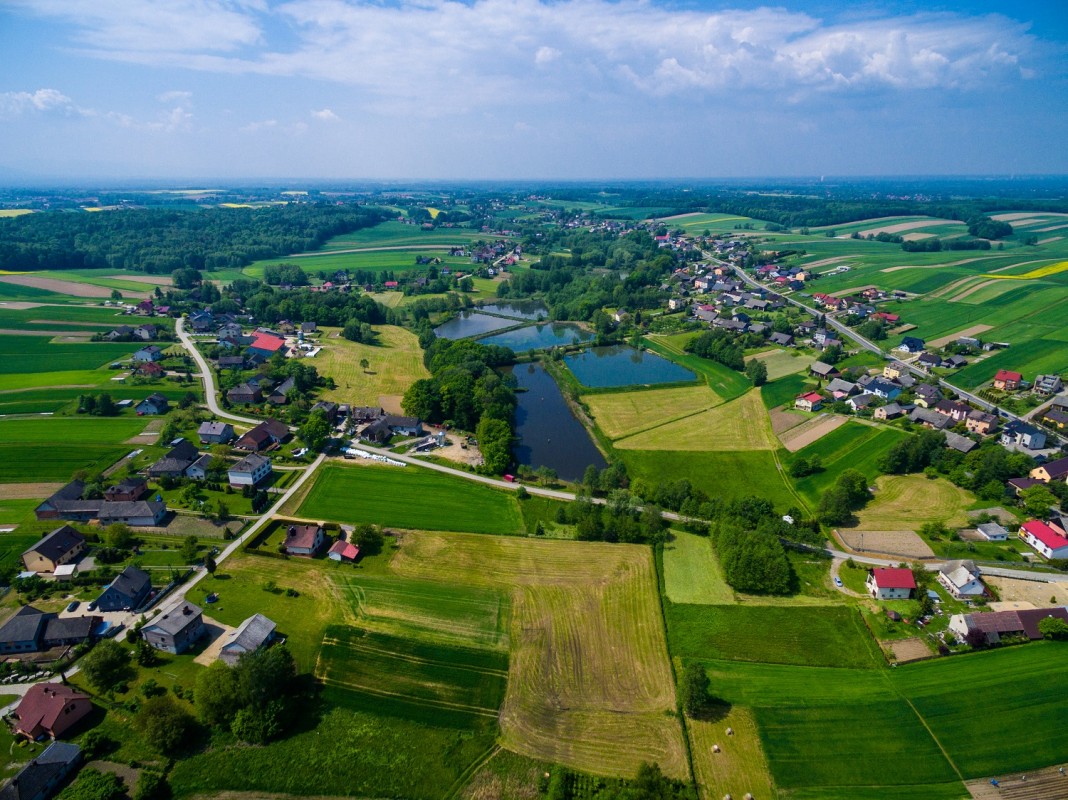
[900, 695, 966, 784]
[444, 743, 501, 800]
[610, 399, 724, 442]
[323, 638, 509, 677]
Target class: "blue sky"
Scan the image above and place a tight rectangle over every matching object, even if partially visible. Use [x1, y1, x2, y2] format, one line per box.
[1, 0, 1066, 181]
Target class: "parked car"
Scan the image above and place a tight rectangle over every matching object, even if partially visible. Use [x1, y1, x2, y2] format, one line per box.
[66, 601, 79, 612]
[833, 577, 843, 588]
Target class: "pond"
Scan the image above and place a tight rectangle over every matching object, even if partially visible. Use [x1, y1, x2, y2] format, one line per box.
[432, 311, 518, 340]
[479, 322, 593, 352]
[506, 363, 607, 482]
[477, 301, 549, 321]
[563, 345, 696, 388]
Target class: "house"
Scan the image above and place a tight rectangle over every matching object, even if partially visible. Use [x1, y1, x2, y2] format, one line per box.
[134, 324, 157, 341]
[135, 393, 169, 416]
[148, 440, 199, 478]
[933, 399, 971, 423]
[976, 522, 1009, 541]
[247, 332, 287, 359]
[867, 378, 901, 401]
[1019, 520, 1068, 560]
[1003, 421, 1047, 452]
[197, 421, 235, 445]
[874, 402, 904, 421]
[1036, 458, 1068, 487]
[14, 685, 92, 741]
[0, 607, 48, 655]
[944, 431, 978, 454]
[33, 482, 100, 523]
[847, 393, 878, 412]
[142, 601, 206, 655]
[667, 298, 687, 312]
[361, 418, 392, 444]
[917, 352, 942, 369]
[21, 527, 85, 575]
[1007, 477, 1043, 496]
[1041, 409, 1068, 431]
[937, 560, 985, 599]
[328, 540, 360, 562]
[217, 322, 243, 340]
[866, 568, 916, 600]
[351, 406, 384, 423]
[311, 401, 339, 424]
[266, 377, 296, 405]
[135, 361, 164, 378]
[217, 355, 246, 370]
[913, 384, 942, 408]
[949, 606, 1068, 645]
[228, 453, 272, 487]
[0, 740, 81, 800]
[944, 355, 968, 370]
[794, 392, 824, 412]
[385, 416, 423, 436]
[185, 454, 214, 481]
[768, 332, 793, 347]
[227, 383, 262, 405]
[283, 524, 325, 556]
[809, 361, 838, 380]
[95, 566, 152, 612]
[966, 410, 999, 435]
[234, 419, 289, 452]
[41, 616, 99, 649]
[218, 614, 277, 666]
[104, 477, 147, 503]
[132, 345, 163, 363]
[1033, 374, 1063, 395]
[992, 370, 1023, 391]
[825, 378, 858, 399]
[883, 362, 907, 380]
[896, 336, 926, 354]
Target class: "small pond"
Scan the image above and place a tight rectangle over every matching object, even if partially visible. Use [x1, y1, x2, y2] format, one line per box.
[477, 301, 549, 321]
[433, 311, 517, 340]
[507, 363, 606, 482]
[479, 322, 593, 352]
[563, 345, 696, 388]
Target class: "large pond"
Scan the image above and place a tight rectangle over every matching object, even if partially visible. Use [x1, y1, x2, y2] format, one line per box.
[479, 322, 593, 352]
[507, 363, 607, 481]
[433, 311, 517, 340]
[564, 345, 696, 388]
[477, 301, 549, 321]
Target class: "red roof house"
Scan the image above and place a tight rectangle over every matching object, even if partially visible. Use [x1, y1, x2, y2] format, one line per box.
[866, 568, 916, 600]
[14, 684, 92, 740]
[248, 333, 286, 358]
[1019, 520, 1068, 560]
[794, 392, 824, 412]
[993, 370, 1023, 391]
[328, 540, 360, 562]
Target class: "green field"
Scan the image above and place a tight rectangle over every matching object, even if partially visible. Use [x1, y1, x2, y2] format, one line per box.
[0, 530, 40, 573]
[644, 335, 751, 400]
[297, 462, 524, 534]
[787, 422, 909, 505]
[662, 531, 734, 604]
[616, 388, 777, 451]
[0, 335, 138, 375]
[760, 372, 811, 409]
[583, 384, 721, 440]
[313, 325, 429, 406]
[0, 417, 145, 483]
[667, 604, 882, 669]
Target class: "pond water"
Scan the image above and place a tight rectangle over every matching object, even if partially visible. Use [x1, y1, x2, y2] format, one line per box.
[478, 301, 549, 321]
[563, 345, 696, 388]
[479, 322, 593, 352]
[507, 363, 607, 482]
[432, 311, 518, 340]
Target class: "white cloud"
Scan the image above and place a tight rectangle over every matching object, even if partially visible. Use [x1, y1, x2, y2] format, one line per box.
[311, 108, 339, 121]
[535, 46, 561, 66]
[0, 88, 76, 116]
[158, 90, 193, 105]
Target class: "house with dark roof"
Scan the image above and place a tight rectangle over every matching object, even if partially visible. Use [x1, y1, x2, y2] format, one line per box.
[847, 393, 878, 412]
[950, 606, 1068, 645]
[104, 477, 147, 503]
[33, 482, 100, 523]
[934, 399, 971, 423]
[227, 383, 262, 405]
[148, 440, 200, 478]
[0, 740, 81, 800]
[1034, 374, 1063, 396]
[132, 345, 163, 363]
[228, 453, 272, 487]
[217, 355, 246, 370]
[809, 361, 838, 380]
[873, 402, 904, 421]
[866, 378, 901, 401]
[95, 566, 152, 612]
[218, 614, 276, 666]
[1003, 421, 1047, 452]
[266, 376, 297, 405]
[283, 524, 325, 556]
[311, 401, 339, 424]
[0, 607, 48, 656]
[1041, 409, 1068, 431]
[135, 393, 169, 416]
[384, 416, 423, 436]
[913, 384, 942, 408]
[944, 431, 978, 454]
[909, 407, 952, 430]
[768, 331, 793, 347]
[916, 352, 942, 369]
[97, 501, 166, 527]
[866, 568, 916, 600]
[896, 336, 926, 354]
[14, 685, 92, 740]
[197, 421, 235, 445]
[143, 601, 205, 655]
[41, 616, 100, 649]
[21, 527, 85, 575]
[965, 410, 999, 436]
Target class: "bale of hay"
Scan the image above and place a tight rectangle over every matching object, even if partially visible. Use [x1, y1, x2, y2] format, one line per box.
[712, 744, 720, 753]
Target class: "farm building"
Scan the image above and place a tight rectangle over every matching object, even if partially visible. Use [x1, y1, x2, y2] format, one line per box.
[21, 526, 85, 575]
[218, 614, 277, 666]
[992, 370, 1023, 391]
[950, 606, 1068, 645]
[142, 601, 206, 655]
[866, 568, 916, 600]
[937, 560, 985, 599]
[809, 361, 838, 379]
[104, 477, 148, 502]
[14, 684, 92, 741]
[1018, 520, 1068, 560]
[976, 522, 1009, 541]
[97, 500, 166, 527]
[0, 740, 81, 800]
[247, 332, 287, 359]
[283, 524, 326, 556]
[794, 392, 824, 412]
[328, 540, 360, 562]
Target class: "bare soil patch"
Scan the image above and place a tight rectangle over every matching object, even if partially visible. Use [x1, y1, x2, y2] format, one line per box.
[779, 414, 847, 452]
[1037, 236, 1064, 245]
[0, 274, 142, 298]
[985, 576, 1068, 607]
[927, 324, 994, 349]
[887, 637, 933, 664]
[838, 529, 935, 559]
[1, 482, 63, 499]
[421, 436, 484, 468]
[194, 618, 236, 666]
[378, 394, 405, 415]
[0, 302, 45, 310]
[965, 762, 1068, 800]
[901, 232, 937, 241]
[105, 274, 173, 285]
[968, 506, 1017, 524]
[769, 406, 807, 436]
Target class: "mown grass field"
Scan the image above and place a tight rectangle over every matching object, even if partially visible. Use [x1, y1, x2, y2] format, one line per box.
[854, 475, 975, 530]
[390, 531, 688, 779]
[644, 335, 751, 400]
[583, 384, 721, 440]
[688, 707, 776, 800]
[760, 372, 810, 409]
[749, 348, 815, 381]
[616, 389, 776, 451]
[298, 462, 524, 534]
[662, 531, 734, 605]
[313, 325, 429, 406]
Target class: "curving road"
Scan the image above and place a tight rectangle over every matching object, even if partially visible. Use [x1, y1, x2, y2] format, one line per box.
[175, 316, 263, 427]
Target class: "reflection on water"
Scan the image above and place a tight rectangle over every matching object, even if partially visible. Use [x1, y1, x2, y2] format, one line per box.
[564, 345, 695, 388]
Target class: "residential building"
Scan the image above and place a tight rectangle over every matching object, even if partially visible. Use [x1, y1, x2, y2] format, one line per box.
[185, 454, 214, 481]
[950, 606, 1068, 645]
[14, 685, 92, 740]
[266, 377, 297, 405]
[965, 410, 999, 435]
[227, 383, 262, 405]
[135, 393, 169, 416]
[1033, 374, 1063, 396]
[98, 501, 166, 527]
[1004, 421, 1048, 452]
[794, 392, 824, 412]
[933, 399, 971, 423]
[132, 345, 163, 363]
[234, 419, 289, 451]
[247, 332, 287, 359]
[847, 393, 878, 412]
[944, 431, 978, 454]
[809, 361, 838, 380]
[976, 522, 1009, 541]
[937, 560, 985, 599]
[866, 568, 916, 600]
[21, 527, 85, 575]
[0, 741, 81, 800]
[283, 524, 325, 556]
[992, 370, 1023, 391]
[95, 566, 152, 612]
[0, 607, 48, 656]
[1019, 520, 1068, 560]
[103, 478, 147, 503]
[384, 416, 423, 436]
[874, 403, 904, 421]
[142, 601, 205, 655]
[148, 440, 199, 478]
[825, 378, 858, 399]
[218, 614, 276, 666]
[896, 336, 926, 354]
[866, 378, 901, 401]
[944, 355, 968, 369]
[1029, 456, 1068, 483]
[913, 384, 942, 408]
[883, 362, 907, 380]
[768, 332, 793, 347]
[197, 421, 235, 445]
[311, 401, 339, 424]
[917, 352, 942, 369]
[228, 453, 272, 487]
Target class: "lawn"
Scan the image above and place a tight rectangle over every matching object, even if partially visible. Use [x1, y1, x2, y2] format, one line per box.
[760, 372, 811, 409]
[854, 475, 975, 531]
[748, 348, 815, 381]
[311, 325, 429, 406]
[662, 531, 735, 605]
[297, 462, 524, 535]
[390, 531, 689, 779]
[666, 604, 883, 669]
[615, 389, 776, 451]
[583, 384, 721, 440]
[0, 530, 41, 573]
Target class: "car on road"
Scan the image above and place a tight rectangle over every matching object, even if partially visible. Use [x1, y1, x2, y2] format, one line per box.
[66, 601, 79, 612]
[833, 576, 843, 588]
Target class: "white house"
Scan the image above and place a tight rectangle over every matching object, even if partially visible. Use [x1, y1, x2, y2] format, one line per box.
[228, 453, 272, 487]
[1019, 520, 1068, 560]
[975, 522, 1008, 541]
[937, 560, 985, 599]
[866, 567, 916, 600]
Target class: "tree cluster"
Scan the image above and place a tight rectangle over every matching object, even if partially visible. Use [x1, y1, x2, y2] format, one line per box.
[816, 469, 871, 525]
[685, 329, 745, 372]
[194, 645, 299, 744]
[713, 517, 793, 595]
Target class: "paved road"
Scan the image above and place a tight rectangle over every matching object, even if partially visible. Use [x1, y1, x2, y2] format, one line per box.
[175, 317, 262, 427]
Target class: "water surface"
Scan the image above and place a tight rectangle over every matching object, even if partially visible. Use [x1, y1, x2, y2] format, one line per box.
[479, 322, 593, 352]
[433, 311, 517, 340]
[564, 345, 696, 388]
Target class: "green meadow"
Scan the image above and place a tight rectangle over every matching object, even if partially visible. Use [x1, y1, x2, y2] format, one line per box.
[0, 335, 138, 375]
[0, 416, 145, 482]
